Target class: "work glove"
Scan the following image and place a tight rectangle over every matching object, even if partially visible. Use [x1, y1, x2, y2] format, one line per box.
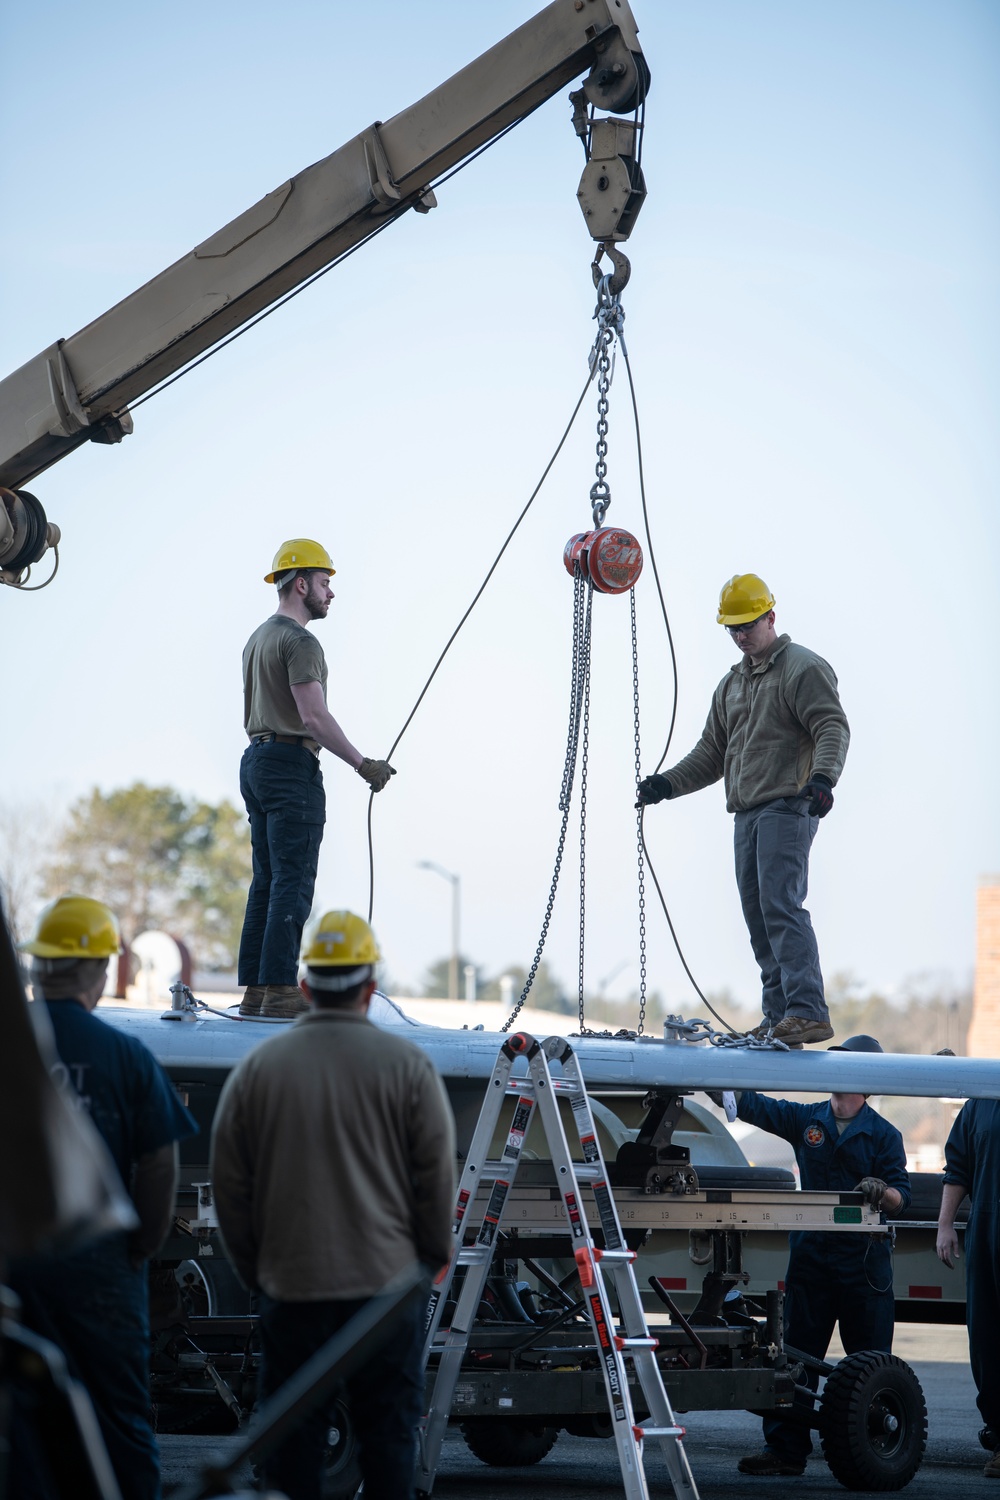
[801, 774, 834, 818]
[705, 1090, 725, 1107]
[636, 773, 673, 808]
[856, 1176, 889, 1211]
[357, 757, 397, 793]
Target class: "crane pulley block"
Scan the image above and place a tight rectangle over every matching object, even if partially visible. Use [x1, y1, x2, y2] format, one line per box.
[577, 116, 646, 243]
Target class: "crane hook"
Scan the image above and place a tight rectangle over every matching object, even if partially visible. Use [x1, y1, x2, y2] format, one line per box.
[591, 241, 631, 298]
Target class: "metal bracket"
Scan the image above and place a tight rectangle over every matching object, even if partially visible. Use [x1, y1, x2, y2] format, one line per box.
[363, 122, 402, 207]
[363, 122, 437, 216]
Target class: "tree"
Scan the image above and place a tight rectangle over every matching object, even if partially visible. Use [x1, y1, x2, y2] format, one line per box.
[0, 797, 58, 946]
[42, 783, 252, 970]
[421, 954, 486, 1000]
[480, 960, 573, 1015]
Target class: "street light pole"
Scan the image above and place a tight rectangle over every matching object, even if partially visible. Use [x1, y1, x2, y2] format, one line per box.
[417, 861, 460, 1000]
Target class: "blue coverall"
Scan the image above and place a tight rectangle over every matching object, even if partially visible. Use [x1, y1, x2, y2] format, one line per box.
[943, 1098, 1000, 1438]
[9, 999, 197, 1500]
[737, 1092, 910, 1463]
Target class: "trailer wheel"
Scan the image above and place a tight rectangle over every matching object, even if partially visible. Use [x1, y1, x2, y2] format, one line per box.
[819, 1351, 927, 1491]
[461, 1418, 558, 1467]
[323, 1397, 362, 1499]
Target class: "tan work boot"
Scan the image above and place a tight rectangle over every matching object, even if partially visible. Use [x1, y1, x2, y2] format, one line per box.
[770, 1015, 835, 1046]
[261, 984, 309, 1019]
[985, 1447, 1000, 1479]
[239, 985, 266, 1016]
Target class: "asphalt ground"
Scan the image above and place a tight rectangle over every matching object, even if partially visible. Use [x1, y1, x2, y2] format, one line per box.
[160, 1325, 995, 1498]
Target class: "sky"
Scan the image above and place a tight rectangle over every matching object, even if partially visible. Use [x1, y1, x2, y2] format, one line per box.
[1, 1, 998, 1015]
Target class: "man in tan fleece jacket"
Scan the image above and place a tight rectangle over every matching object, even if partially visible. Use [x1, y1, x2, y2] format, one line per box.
[638, 574, 849, 1047]
[211, 910, 455, 1500]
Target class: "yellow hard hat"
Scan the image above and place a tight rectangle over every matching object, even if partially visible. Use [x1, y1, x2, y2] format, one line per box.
[302, 910, 381, 968]
[20, 895, 122, 959]
[717, 573, 776, 626]
[264, 539, 336, 584]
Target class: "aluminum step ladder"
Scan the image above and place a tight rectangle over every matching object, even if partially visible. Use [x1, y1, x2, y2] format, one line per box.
[416, 1031, 700, 1500]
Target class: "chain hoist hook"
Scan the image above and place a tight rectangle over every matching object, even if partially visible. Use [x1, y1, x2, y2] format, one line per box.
[589, 483, 611, 528]
[591, 241, 631, 298]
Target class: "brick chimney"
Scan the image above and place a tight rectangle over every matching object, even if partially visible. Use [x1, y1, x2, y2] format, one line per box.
[967, 879, 1000, 1057]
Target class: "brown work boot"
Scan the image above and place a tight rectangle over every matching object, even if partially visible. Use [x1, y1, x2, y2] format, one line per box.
[737, 1451, 805, 1476]
[727, 1022, 769, 1042]
[985, 1447, 1000, 1479]
[261, 984, 308, 1019]
[770, 1015, 835, 1046]
[239, 985, 266, 1016]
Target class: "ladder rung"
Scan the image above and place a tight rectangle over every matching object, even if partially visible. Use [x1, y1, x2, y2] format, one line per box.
[593, 1248, 636, 1263]
[615, 1335, 659, 1351]
[634, 1425, 687, 1440]
[479, 1160, 605, 1180]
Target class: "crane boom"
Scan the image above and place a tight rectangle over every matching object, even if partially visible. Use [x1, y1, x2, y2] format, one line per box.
[0, 0, 647, 498]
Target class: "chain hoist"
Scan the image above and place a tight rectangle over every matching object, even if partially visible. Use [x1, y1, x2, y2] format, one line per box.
[501, 246, 649, 1036]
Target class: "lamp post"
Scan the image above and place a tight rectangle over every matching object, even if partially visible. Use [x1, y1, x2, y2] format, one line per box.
[418, 860, 460, 1000]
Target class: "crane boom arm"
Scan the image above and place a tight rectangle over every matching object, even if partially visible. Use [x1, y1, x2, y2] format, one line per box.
[0, 0, 647, 491]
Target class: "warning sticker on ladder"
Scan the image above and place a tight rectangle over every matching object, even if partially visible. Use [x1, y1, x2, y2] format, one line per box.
[593, 1179, 623, 1248]
[503, 1097, 533, 1160]
[477, 1179, 510, 1245]
[452, 1187, 472, 1234]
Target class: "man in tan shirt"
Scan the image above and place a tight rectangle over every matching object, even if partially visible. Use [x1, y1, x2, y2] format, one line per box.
[237, 539, 395, 1019]
[638, 573, 849, 1047]
[212, 911, 455, 1500]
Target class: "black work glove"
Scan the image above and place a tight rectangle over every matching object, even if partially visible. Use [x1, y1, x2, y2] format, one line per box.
[801, 773, 834, 818]
[705, 1090, 725, 1107]
[856, 1176, 889, 1211]
[637, 774, 673, 808]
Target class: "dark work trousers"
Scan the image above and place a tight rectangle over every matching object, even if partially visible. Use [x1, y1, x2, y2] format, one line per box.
[8, 1236, 160, 1500]
[237, 739, 325, 987]
[966, 1212, 1000, 1433]
[258, 1292, 425, 1500]
[763, 1238, 895, 1461]
[733, 795, 828, 1026]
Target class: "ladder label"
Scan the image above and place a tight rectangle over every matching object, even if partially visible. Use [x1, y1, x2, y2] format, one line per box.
[588, 1292, 627, 1422]
[503, 1097, 533, 1160]
[571, 1094, 597, 1154]
[563, 1190, 584, 1238]
[593, 1179, 625, 1250]
[452, 1187, 472, 1233]
[477, 1179, 510, 1245]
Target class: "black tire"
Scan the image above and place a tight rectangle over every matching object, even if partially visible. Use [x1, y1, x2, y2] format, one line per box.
[461, 1418, 559, 1467]
[323, 1397, 363, 1500]
[819, 1350, 927, 1491]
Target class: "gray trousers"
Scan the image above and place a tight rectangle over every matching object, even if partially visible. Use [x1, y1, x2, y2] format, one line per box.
[733, 796, 829, 1025]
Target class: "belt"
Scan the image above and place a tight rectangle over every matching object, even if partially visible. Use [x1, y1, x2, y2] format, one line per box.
[251, 732, 320, 756]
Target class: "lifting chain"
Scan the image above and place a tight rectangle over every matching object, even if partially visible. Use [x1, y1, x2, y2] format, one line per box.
[588, 246, 628, 530]
[631, 589, 648, 1034]
[501, 571, 594, 1033]
[576, 601, 592, 1033]
[661, 1015, 795, 1051]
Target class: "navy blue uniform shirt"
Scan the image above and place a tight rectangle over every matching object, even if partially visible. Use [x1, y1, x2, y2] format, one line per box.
[737, 1092, 910, 1261]
[44, 998, 197, 1182]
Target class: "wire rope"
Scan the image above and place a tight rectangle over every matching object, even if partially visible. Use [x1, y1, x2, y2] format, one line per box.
[620, 341, 738, 1032]
[365, 368, 595, 923]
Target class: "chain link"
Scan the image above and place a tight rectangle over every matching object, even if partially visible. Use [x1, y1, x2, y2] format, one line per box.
[630, 589, 648, 1035]
[577, 586, 593, 1033]
[588, 275, 626, 529]
[501, 571, 593, 1032]
[661, 1014, 794, 1050]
